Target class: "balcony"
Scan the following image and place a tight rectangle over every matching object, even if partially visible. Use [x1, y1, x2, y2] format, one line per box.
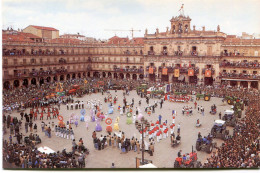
[145, 66, 157, 72]
[219, 61, 260, 69]
[158, 66, 199, 74]
[219, 72, 260, 80]
[148, 51, 155, 55]
[202, 68, 215, 75]
[114, 67, 144, 73]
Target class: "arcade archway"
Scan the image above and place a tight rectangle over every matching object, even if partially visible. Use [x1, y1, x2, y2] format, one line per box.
[23, 79, 28, 87]
[67, 74, 71, 80]
[39, 78, 44, 85]
[204, 77, 213, 86]
[114, 73, 118, 79]
[161, 75, 169, 82]
[108, 72, 112, 78]
[126, 73, 130, 79]
[31, 78, 37, 85]
[46, 77, 51, 83]
[149, 74, 155, 81]
[251, 81, 258, 89]
[133, 74, 137, 80]
[102, 72, 106, 78]
[240, 81, 248, 88]
[60, 75, 64, 81]
[53, 76, 57, 82]
[78, 73, 81, 78]
[139, 74, 144, 79]
[14, 80, 20, 88]
[119, 73, 124, 79]
[3, 81, 10, 90]
[72, 73, 76, 79]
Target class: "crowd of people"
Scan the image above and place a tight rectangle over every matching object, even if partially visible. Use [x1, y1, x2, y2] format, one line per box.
[2, 75, 260, 168]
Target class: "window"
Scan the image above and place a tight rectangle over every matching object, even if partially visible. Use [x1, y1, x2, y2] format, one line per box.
[243, 70, 247, 73]
[253, 71, 257, 74]
[4, 59, 8, 65]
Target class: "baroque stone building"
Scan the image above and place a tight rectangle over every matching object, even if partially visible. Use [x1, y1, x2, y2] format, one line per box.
[2, 14, 260, 89]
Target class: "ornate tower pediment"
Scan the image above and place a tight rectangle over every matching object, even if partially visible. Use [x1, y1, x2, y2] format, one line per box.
[170, 15, 191, 35]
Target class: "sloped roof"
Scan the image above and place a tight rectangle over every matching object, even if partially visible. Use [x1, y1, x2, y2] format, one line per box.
[30, 25, 59, 31]
[2, 31, 39, 42]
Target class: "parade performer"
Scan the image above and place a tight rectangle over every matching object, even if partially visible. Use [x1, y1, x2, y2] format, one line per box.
[95, 118, 102, 132]
[132, 114, 136, 123]
[113, 117, 120, 131]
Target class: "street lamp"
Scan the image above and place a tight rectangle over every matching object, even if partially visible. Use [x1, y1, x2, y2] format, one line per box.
[135, 117, 150, 165]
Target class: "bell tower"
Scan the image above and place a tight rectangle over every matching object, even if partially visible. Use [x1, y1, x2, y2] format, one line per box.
[170, 4, 191, 35]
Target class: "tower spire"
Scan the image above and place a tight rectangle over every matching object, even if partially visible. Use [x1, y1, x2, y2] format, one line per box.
[179, 4, 184, 16]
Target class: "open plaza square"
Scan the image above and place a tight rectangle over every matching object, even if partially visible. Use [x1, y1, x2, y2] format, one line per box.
[2, 0, 260, 170]
[2, 78, 260, 169]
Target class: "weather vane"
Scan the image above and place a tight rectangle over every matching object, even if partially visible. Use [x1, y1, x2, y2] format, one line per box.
[179, 4, 184, 16]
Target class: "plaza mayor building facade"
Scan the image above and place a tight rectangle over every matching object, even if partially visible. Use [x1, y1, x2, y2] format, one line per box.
[2, 13, 260, 89]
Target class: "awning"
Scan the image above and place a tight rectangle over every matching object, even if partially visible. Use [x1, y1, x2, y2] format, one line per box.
[139, 163, 157, 168]
[38, 146, 55, 154]
[221, 78, 258, 82]
[178, 75, 185, 81]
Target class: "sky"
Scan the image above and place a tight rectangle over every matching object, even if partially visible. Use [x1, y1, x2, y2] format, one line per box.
[2, 0, 260, 40]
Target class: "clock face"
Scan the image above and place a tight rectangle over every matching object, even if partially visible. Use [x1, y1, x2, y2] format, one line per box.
[80, 109, 86, 115]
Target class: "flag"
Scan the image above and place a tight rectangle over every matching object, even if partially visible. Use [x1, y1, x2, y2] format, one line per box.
[162, 68, 168, 75]
[179, 4, 184, 11]
[205, 70, 212, 77]
[149, 67, 154, 74]
[188, 69, 194, 76]
[174, 69, 180, 77]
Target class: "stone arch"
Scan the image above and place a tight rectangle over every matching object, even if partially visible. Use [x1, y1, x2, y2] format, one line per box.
[14, 80, 20, 88]
[78, 73, 81, 78]
[133, 74, 137, 80]
[126, 73, 130, 79]
[53, 76, 57, 82]
[93, 72, 100, 78]
[67, 74, 71, 80]
[23, 79, 28, 87]
[114, 73, 118, 79]
[108, 72, 112, 78]
[119, 73, 124, 79]
[139, 74, 144, 79]
[3, 81, 10, 90]
[60, 75, 64, 81]
[72, 73, 76, 79]
[46, 77, 51, 83]
[31, 78, 37, 85]
[102, 72, 106, 78]
[39, 78, 44, 85]
[83, 72, 86, 77]
[87, 72, 90, 77]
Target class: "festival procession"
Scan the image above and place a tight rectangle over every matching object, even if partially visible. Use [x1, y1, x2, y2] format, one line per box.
[2, 77, 260, 169]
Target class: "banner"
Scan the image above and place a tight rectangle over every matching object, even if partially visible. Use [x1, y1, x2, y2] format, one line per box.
[166, 84, 171, 93]
[149, 67, 154, 74]
[188, 69, 194, 76]
[205, 70, 212, 77]
[162, 68, 168, 75]
[174, 69, 180, 77]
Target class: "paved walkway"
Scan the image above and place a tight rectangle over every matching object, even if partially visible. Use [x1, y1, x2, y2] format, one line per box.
[3, 90, 240, 168]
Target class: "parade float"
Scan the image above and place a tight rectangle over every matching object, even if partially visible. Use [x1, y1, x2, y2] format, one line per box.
[196, 93, 211, 101]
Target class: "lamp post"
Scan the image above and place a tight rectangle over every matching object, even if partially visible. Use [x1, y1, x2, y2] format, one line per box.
[135, 117, 150, 165]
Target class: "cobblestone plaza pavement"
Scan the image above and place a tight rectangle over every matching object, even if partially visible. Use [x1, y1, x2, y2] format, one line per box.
[3, 90, 239, 168]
